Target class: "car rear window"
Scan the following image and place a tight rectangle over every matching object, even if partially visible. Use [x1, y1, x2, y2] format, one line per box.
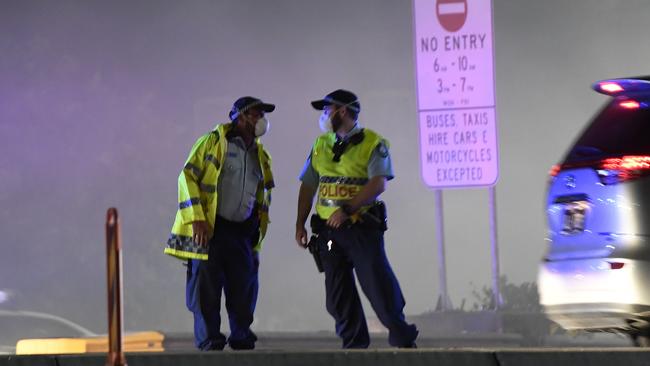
[564, 99, 650, 163]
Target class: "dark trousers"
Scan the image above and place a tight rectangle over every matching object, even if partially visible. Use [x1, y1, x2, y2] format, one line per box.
[318, 226, 418, 348]
[186, 216, 259, 350]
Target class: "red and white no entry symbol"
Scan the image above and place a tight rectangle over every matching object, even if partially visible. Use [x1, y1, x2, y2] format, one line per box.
[436, 0, 468, 32]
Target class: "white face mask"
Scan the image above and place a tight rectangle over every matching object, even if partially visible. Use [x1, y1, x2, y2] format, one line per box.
[318, 111, 333, 133]
[318, 101, 358, 133]
[254, 116, 269, 137]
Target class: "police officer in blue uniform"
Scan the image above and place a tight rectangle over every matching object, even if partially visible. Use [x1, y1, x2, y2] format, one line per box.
[295, 89, 418, 348]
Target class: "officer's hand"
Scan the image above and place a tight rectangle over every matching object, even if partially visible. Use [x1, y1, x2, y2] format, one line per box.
[295, 226, 308, 249]
[192, 220, 211, 247]
[326, 209, 349, 229]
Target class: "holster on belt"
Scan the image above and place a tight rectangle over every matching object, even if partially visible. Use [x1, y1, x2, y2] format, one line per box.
[310, 214, 327, 234]
[306, 233, 324, 273]
[307, 215, 328, 273]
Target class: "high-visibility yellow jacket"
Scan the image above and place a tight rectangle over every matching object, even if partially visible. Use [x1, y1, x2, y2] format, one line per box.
[311, 128, 386, 220]
[164, 123, 274, 260]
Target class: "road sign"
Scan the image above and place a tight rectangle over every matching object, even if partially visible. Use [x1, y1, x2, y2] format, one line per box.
[414, 0, 499, 188]
[436, 0, 468, 32]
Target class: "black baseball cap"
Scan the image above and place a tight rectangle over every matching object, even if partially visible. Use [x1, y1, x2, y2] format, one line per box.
[311, 89, 360, 113]
[229, 96, 275, 121]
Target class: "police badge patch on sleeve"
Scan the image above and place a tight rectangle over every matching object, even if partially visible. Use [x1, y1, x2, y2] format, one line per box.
[377, 142, 389, 158]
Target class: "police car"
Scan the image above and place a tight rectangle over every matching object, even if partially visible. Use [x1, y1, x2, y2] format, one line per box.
[539, 76, 650, 346]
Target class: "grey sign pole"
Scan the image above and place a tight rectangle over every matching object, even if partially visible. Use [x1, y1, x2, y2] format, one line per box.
[489, 186, 502, 311]
[434, 189, 452, 310]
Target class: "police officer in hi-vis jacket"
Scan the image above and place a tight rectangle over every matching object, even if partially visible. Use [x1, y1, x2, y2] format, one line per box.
[165, 96, 275, 351]
[295, 89, 418, 349]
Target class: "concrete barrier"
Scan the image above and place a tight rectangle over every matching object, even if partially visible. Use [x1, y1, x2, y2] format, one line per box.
[495, 349, 650, 366]
[129, 351, 497, 366]
[3, 349, 650, 366]
[0, 355, 57, 366]
[1, 350, 498, 366]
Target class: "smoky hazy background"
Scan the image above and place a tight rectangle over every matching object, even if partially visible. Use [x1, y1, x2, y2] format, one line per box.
[1, 0, 649, 334]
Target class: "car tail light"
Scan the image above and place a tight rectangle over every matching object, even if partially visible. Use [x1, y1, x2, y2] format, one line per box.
[609, 262, 625, 270]
[601, 156, 650, 170]
[600, 156, 650, 183]
[547, 164, 561, 188]
[551, 156, 650, 185]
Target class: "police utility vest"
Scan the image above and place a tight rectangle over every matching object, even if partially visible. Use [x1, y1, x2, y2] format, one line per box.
[311, 128, 386, 220]
[164, 123, 274, 260]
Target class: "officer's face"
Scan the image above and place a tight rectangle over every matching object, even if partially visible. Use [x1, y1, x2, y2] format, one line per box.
[244, 109, 263, 121]
[323, 105, 346, 131]
[241, 108, 264, 131]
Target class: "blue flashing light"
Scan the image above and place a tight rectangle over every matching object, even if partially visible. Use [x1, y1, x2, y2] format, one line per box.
[592, 78, 650, 96]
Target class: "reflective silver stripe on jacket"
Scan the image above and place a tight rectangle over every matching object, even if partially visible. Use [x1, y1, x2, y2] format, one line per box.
[179, 198, 200, 209]
[319, 176, 368, 185]
[318, 198, 350, 207]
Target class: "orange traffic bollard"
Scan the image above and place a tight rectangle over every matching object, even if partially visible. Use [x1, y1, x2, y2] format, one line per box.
[106, 208, 126, 366]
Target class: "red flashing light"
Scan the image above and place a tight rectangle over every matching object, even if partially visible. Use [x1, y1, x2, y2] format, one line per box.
[609, 262, 625, 270]
[600, 82, 624, 93]
[549, 164, 560, 177]
[619, 100, 640, 109]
